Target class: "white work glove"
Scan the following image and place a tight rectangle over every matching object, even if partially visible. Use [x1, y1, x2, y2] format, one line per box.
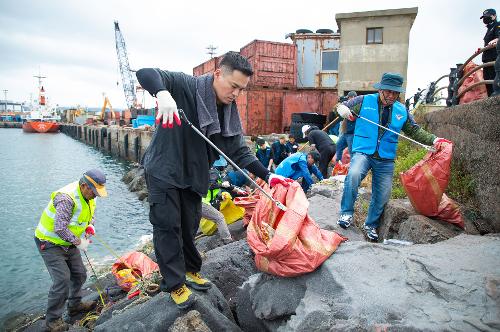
[76, 237, 91, 252]
[221, 181, 231, 188]
[337, 104, 354, 121]
[155, 90, 181, 128]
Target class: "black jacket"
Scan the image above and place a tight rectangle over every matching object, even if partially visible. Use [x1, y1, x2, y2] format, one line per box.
[483, 20, 500, 62]
[136, 69, 263, 196]
[307, 128, 335, 153]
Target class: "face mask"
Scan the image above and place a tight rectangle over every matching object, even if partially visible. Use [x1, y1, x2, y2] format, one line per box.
[483, 16, 493, 24]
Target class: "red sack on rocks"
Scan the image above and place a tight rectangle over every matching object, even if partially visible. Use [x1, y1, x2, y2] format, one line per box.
[112, 252, 159, 291]
[332, 162, 349, 176]
[400, 141, 464, 229]
[458, 62, 488, 105]
[246, 182, 347, 277]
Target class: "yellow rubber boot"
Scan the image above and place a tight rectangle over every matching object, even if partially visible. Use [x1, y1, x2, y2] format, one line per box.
[170, 284, 196, 309]
[186, 272, 212, 291]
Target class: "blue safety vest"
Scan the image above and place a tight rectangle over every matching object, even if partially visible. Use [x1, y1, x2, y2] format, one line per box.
[352, 93, 407, 159]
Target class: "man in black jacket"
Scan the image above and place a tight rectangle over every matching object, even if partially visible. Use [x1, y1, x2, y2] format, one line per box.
[136, 52, 290, 309]
[481, 8, 499, 96]
[302, 125, 336, 178]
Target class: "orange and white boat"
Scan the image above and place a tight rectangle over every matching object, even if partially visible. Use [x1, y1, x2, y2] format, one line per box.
[23, 82, 60, 133]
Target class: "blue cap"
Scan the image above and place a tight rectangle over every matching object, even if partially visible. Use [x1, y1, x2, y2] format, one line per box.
[373, 72, 404, 93]
[82, 169, 107, 197]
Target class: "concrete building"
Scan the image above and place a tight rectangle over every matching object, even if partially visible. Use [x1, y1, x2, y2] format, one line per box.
[335, 7, 418, 97]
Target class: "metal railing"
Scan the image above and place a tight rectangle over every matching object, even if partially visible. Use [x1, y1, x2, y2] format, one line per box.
[409, 43, 499, 108]
[450, 44, 498, 105]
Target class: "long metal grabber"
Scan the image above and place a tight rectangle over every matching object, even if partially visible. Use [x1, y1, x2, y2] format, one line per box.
[178, 109, 287, 211]
[353, 113, 435, 152]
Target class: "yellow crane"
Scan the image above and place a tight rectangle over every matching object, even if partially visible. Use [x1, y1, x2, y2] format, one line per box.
[99, 94, 114, 122]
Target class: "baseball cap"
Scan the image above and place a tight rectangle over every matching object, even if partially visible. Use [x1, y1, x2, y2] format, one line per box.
[480, 9, 496, 19]
[82, 169, 107, 197]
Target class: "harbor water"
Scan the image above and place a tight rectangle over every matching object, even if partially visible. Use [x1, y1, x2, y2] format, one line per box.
[0, 128, 152, 324]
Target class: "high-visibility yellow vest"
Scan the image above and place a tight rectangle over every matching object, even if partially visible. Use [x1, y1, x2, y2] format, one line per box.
[35, 181, 96, 246]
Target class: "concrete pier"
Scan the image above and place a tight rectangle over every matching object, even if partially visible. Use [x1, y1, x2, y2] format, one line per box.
[60, 124, 153, 162]
[0, 122, 22, 128]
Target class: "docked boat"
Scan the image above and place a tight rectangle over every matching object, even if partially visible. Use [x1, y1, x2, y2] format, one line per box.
[22, 81, 60, 133]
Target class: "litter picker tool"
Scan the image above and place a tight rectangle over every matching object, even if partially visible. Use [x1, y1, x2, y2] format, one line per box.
[352, 112, 435, 152]
[178, 109, 287, 211]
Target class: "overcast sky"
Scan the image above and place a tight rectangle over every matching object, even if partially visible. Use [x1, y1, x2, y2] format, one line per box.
[0, 0, 496, 109]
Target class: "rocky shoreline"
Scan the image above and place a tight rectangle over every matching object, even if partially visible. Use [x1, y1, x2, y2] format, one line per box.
[6, 167, 499, 331]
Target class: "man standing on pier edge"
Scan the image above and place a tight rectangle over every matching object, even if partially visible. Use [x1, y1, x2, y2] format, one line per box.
[34, 169, 107, 332]
[136, 52, 291, 309]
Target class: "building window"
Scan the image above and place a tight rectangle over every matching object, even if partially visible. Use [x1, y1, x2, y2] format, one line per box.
[367, 27, 383, 44]
[321, 50, 339, 71]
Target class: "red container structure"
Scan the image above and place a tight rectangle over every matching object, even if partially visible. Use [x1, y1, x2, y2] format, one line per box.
[193, 57, 220, 77]
[282, 90, 338, 129]
[240, 40, 296, 89]
[236, 89, 285, 135]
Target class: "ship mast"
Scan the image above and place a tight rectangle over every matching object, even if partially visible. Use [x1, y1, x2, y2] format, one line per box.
[33, 72, 46, 106]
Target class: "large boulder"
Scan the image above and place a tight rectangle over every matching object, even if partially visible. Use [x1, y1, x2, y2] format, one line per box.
[200, 239, 258, 311]
[422, 96, 500, 231]
[94, 285, 240, 332]
[379, 199, 479, 244]
[307, 194, 364, 241]
[237, 234, 500, 331]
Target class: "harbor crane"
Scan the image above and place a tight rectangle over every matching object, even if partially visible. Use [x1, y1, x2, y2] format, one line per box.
[114, 21, 137, 110]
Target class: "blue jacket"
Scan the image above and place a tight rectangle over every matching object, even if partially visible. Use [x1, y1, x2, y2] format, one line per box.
[271, 141, 291, 165]
[352, 93, 407, 159]
[275, 153, 323, 192]
[256, 147, 272, 168]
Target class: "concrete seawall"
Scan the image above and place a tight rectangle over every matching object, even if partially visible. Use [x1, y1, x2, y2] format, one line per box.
[60, 124, 153, 163]
[421, 95, 500, 231]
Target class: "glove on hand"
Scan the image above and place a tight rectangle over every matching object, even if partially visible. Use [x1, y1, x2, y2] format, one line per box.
[337, 104, 354, 121]
[433, 137, 452, 147]
[76, 237, 91, 252]
[85, 225, 95, 236]
[267, 174, 293, 188]
[155, 90, 181, 129]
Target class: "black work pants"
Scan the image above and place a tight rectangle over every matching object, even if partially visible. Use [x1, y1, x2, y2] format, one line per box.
[483, 65, 496, 96]
[319, 145, 336, 178]
[146, 173, 202, 292]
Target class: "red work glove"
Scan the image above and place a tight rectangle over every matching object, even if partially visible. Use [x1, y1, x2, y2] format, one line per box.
[267, 174, 293, 188]
[85, 225, 95, 236]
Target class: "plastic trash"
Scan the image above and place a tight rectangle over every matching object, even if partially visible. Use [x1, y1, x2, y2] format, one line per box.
[383, 239, 413, 246]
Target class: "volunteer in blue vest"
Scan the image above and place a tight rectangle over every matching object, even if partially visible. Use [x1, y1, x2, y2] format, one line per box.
[275, 151, 324, 193]
[335, 73, 450, 241]
[34, 169, 107, 332]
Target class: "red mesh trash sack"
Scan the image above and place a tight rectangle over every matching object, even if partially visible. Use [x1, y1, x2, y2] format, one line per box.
[112, 251, 159, 291]
[332, 162, 349, 176]
[246, 182, 347, 277]
[234, 178, 269, 226]
[400, 141, 464, 229]
[458, 62, 488, 104]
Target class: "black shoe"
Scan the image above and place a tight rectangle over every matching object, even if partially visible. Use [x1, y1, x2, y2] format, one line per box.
[46, 318, 69, 332]
[364, 225, 379, 241]
[67, 300, 96, 316]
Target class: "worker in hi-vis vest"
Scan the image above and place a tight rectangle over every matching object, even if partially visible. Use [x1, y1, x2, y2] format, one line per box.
[34, 169, 107, 332]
